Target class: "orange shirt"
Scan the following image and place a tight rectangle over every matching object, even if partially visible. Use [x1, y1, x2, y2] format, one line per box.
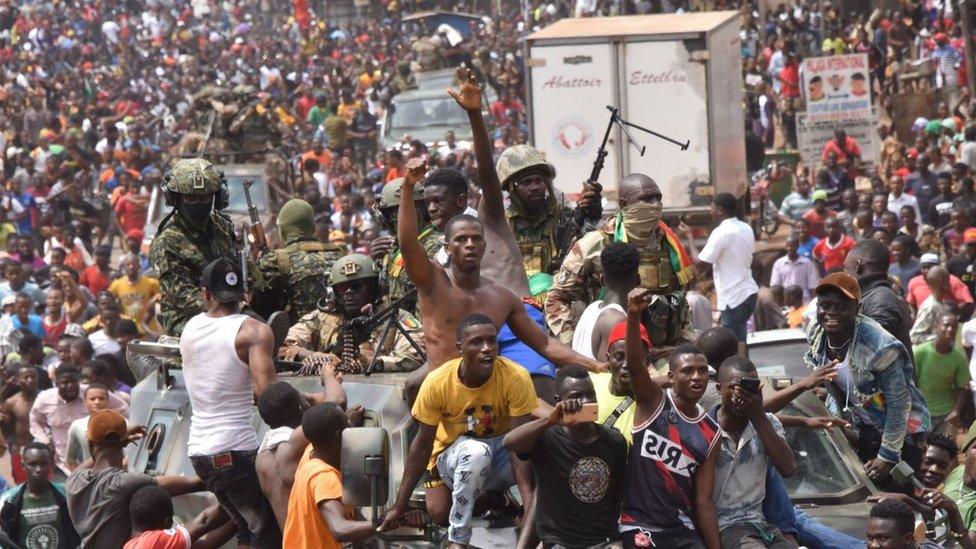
[301, 149, 333, 170]
[385, 166, 403, 183]
[282, 446, 351, 549]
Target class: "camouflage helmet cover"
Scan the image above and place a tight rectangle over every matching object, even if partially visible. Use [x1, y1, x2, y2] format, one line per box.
[330, 253, 379, 285]
[377, 177, 424, 209]
[495, 144, 555, 188]
[164, 158, 225, 195]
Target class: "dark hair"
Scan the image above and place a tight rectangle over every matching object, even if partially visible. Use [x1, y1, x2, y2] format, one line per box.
[129, 485, 174, 531]
[555, 364, 590, 391]
[713, 192, 738, 217]
[456, 313, 495, 341]
[668, 343, 706, 369]
[601, 242, 640, 286]
[302, 402, 347, 447]
[22, 441, 51, 459]
[695, 328, 738, 369]
[99, 302, 122, 314]
[70, 337, 94, 360]
[84, 383, 110, 398]
[17, 333, 43, 355]
[257, 382, 304, 429]
[717, 356, 757, 382]
[115, 319, 138, 337]
[784, 285, 803, 301]
[444, 214, 482, 240]
[926, 432, 959, 456]
[424, 167, 468, 198]
[849, 238, 891, 273]
[869, 499, 915, 536]
[82, 360, 114, 382]
[851, 72, 866, 81]
[54, 364, 80, 379]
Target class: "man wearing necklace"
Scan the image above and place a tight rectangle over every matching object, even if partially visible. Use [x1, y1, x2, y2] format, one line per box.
[803, 272, 931, 490]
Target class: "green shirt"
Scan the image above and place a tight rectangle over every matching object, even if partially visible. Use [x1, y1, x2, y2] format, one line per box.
[913, 342, 970, 416]
[306, 105, 327, 127]
[943, 465, 976, 531]
[18, 488, 62, 549]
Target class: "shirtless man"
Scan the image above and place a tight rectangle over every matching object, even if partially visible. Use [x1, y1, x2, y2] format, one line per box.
[398, 159, 605, 382]
[1, 364, 40, 483]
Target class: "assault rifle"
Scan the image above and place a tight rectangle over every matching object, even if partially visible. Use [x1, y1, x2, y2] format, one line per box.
[243, 179, 267, 258]
[325, 289, 426, 375]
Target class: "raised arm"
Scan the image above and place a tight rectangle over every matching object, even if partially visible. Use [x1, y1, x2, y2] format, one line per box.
[447, 68, 504, 222]
[397, 158, 435, 291]
[503, 400, 580, 455]
[626, 288, 664, 422]
[506, 293, 604, 372]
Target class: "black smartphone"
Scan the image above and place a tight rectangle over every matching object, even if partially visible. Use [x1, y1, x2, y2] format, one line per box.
[739, 378, 761, 394]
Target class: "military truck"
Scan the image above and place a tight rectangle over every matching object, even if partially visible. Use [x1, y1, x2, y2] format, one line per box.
[125, 331, 881, 547]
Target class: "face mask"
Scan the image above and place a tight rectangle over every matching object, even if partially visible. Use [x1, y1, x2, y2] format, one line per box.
[179, 199, 213, 230]
[621, 201, 662, 243]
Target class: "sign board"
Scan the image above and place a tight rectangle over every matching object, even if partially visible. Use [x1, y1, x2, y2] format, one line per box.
[802, 54, 872, 123]
[797, 110, 880, 166]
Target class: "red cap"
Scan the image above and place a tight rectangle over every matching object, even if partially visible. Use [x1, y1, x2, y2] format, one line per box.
[935, 32, 948, 42]
[964, 228, 976, 244]
[607, 320, 651, 349]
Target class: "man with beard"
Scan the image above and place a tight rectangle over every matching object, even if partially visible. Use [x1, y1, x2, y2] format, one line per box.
[278, 253, 424, 374]
[803, 272, 930, 490]
[149, 158, 237, 336]
[546, 172, 694, 360]
[494, 143, 602, 277]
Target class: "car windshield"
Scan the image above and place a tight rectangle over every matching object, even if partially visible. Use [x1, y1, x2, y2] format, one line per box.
[749, 341, 811, 378]
[223, 174, 269, 213]
[389, 98, 469, 130]
[781, 404, 861, 497]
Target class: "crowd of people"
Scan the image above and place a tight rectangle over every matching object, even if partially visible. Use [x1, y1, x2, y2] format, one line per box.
[0, 0, 973, 548]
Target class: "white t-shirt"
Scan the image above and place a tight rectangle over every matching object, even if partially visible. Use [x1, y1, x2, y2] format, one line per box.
[180, 313, 258, 456]
[572, 300, 625, 360]
[89, 330, 122, 356]
[698, 217, 759, 310]
[961, 317, 976, 384]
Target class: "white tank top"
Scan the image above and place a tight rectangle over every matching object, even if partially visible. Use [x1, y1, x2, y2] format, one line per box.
[180, 312, 258, 456]
[571, 300, 626, 360]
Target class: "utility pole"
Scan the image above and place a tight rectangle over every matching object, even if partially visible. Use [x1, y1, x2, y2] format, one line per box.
[960, 0, 976, 97]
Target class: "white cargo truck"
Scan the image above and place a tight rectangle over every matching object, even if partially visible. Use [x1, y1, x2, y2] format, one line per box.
[525, 11, 746, 215]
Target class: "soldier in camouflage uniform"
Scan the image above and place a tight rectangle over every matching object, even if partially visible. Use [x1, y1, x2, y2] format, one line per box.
[254, 199, 345, 323]
[496, 144, 603, 277]
[370, 177, 442, 314]
[279, 253, 425, 374]
[545, 173, 695, 363]
[149, 158, 238, 336]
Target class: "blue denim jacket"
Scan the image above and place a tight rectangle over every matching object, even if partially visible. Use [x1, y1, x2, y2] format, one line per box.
[803, 315, 931, 463]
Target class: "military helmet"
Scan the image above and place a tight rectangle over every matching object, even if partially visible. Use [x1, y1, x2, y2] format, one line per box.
[278, 199, 315, 243]
[377, 177, 424, 210]
[495, 144, 555, 188]
[164, 158, 225, 196]
[330, 253, 378, 285]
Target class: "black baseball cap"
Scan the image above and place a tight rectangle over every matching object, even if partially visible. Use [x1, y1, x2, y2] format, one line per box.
[200, 258, 244, 303]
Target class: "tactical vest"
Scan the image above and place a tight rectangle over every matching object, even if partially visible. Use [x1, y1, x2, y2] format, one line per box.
[637, 246, 675, 293]
[274, 241, 344, 276]
[511, 213, 559, 275]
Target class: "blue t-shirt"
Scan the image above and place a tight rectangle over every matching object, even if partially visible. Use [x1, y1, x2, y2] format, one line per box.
[498, 302, 556, 379]
[796, 237, 820, 260]
[12, 315, 45, 339]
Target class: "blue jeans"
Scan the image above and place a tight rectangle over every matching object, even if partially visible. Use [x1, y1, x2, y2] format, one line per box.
[763, 467, 865, 549]
[190, 450, 281, 548]
[720, 293, 758, 342]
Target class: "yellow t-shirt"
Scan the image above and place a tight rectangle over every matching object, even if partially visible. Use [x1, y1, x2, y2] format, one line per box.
[591, 372, 636, 445]
[282, 446, 351, 549]
[108, 276, 160, 326]
[412, 356, 538, 469]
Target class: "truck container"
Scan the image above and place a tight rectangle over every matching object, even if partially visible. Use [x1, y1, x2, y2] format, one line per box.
[525, 11, 746, 215]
